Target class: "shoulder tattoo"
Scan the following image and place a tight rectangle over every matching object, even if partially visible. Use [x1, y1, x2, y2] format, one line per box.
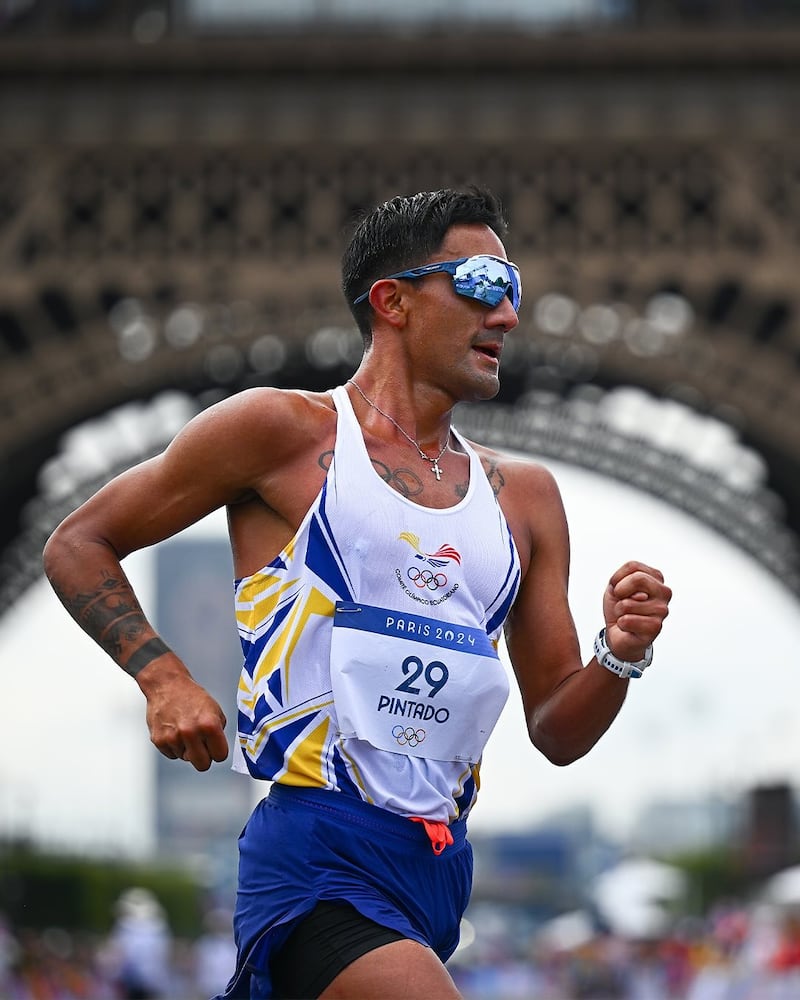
[483, 458, 505, 497]
[458, 458, 506, 500]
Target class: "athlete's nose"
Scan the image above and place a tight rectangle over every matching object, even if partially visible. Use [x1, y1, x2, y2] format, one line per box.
[487, 293, 519, 334]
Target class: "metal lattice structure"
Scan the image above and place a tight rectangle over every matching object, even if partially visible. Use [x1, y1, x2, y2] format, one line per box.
[2, 21, 800, 610]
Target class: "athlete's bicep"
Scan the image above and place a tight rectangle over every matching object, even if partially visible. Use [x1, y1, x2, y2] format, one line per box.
[51, 389, 294, 559]
[502, 463, 583, 717]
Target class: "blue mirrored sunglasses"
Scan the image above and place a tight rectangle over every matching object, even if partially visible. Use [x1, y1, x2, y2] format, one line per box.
[353, 254, 522, 313]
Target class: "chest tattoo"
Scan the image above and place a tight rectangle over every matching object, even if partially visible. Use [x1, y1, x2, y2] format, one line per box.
[321, 450, 503, 501]
[369, 459, 424, 498]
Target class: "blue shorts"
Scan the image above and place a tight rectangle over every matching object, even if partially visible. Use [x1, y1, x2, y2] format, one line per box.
[215, 784, 472, 999]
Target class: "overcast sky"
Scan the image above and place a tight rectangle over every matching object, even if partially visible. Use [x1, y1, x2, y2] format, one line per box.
[2, 459, 799, 857]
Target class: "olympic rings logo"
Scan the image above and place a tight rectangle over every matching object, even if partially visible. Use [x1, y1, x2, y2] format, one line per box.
[392, 725, 426, 747]
[407, 567, 448, 591]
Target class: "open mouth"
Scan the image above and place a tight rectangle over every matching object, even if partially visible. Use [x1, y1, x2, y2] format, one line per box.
[473, 343, 501, 361]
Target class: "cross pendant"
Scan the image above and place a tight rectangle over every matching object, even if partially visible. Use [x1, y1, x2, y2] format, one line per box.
[431, 458, 442, 481]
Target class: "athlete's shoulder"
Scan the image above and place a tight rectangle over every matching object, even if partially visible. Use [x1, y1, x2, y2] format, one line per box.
[217, 384, 335, 415]
[462, 439, 567, 572]
[197, 385, 336, 435]
[165, 387, 338, 482]
[463, 437, 561, 499]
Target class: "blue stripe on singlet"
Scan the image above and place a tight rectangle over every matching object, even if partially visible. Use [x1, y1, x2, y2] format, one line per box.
[333, 602, 497, 657]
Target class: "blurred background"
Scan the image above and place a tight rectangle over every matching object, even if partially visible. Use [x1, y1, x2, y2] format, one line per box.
[2, 1, 800, 997]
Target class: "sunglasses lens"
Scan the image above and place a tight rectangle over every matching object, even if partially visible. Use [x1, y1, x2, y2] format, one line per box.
[452, 256, 521, 312]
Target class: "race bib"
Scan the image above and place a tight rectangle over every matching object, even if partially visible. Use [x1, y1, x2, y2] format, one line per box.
[330, 601, 510, 763]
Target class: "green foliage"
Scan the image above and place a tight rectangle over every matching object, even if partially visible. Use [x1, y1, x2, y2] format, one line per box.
[0, 842, 205, 936]
[666, 848, 751, 915]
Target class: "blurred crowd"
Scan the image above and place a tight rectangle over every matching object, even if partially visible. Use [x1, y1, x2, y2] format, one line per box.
[4, 891, 800, 999]
[450, 899, 800, 1000]
[0, 888, 236, 1000]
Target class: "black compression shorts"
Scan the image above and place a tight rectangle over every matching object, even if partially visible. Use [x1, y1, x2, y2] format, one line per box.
[270, 899, 406, 999]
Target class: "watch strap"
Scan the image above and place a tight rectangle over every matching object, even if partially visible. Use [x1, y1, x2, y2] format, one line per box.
[594, 627, 653, 679]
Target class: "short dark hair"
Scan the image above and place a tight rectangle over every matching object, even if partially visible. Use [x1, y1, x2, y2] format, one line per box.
[342, 186, 509, 342]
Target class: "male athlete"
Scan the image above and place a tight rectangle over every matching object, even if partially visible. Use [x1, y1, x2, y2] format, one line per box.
[44, 187, 671, 998]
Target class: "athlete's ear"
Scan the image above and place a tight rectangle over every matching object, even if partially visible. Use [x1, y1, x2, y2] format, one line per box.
[365, 280, 410, 330]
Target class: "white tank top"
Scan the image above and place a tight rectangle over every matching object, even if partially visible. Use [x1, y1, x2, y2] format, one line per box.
[233, 385, 521, 822]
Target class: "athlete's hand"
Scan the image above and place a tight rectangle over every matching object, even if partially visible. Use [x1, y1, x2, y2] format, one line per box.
[602, 560, 672, 664]
[138, 660, 229, 771]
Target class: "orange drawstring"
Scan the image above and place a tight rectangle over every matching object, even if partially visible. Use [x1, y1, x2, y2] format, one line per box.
[410, 816, 455, 855]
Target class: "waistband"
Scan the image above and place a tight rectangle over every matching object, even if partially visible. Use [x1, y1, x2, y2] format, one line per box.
[267, 784, 468, 852]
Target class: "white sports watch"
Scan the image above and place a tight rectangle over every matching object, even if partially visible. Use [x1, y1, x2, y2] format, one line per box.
[594, 627, 653, 679]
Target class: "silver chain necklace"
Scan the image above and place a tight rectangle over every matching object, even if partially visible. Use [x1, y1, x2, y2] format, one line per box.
[347, 379, 449, 481]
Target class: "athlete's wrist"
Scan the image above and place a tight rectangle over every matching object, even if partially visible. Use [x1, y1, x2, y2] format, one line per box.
[123, 637, 170, 677]
[127, 641, 189, 697]
[593, 627, 653, 679]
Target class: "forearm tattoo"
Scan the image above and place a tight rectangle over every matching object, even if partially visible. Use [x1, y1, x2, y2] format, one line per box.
[123, 637, 170, 677]
[55, 570, 167, 675]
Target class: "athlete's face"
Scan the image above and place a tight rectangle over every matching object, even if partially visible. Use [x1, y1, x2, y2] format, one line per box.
[404, 224, 520, 403]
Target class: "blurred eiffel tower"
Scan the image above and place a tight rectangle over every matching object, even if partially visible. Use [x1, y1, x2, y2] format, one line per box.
[2, 0, 800, 608]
